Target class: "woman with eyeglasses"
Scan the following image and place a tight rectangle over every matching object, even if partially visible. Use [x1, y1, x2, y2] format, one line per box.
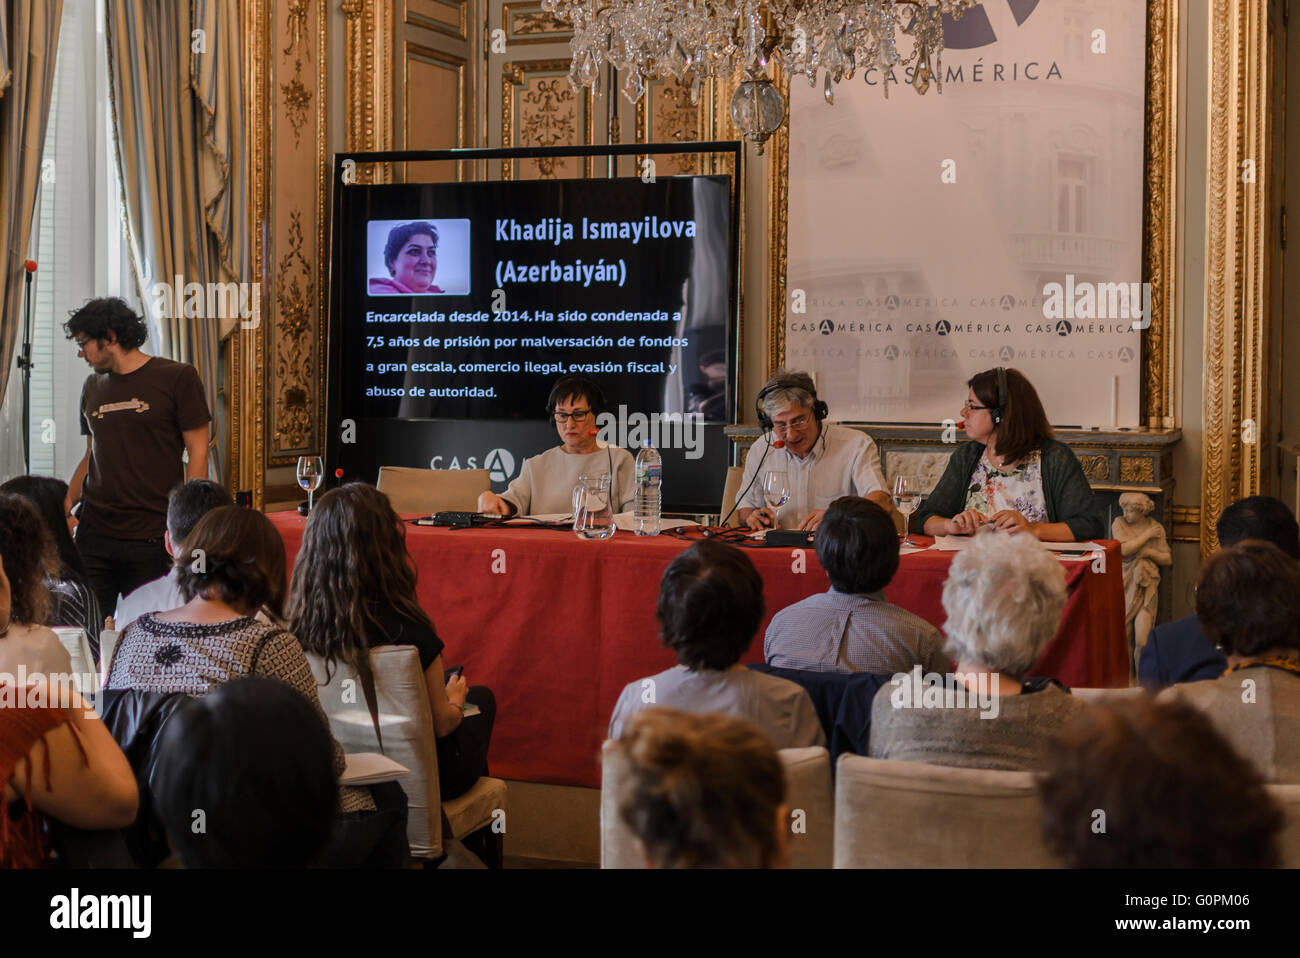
[915, 367, 1104, 542]
[477, 375, 636, 517]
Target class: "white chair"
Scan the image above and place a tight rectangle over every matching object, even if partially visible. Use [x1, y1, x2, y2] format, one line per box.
[719, 465, 745, 527]
[375, 466, 490, 514]
[1071, 686, 1148, 705]
[833, 754, 1059, 868]
[600, 741, 834, 868]
[51, 627, 99, 697]
[308, 645, 506, 863]
[1267, 784, 1300, 867]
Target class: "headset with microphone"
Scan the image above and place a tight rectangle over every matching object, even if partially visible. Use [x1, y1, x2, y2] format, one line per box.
[718, 372, 827, 528]
[991, 366, 1008, 427]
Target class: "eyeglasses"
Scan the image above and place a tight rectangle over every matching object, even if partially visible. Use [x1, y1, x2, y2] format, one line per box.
[771, 415, 810, 434]
[553, 409, 592, 423]
[962, 400, 989, 412]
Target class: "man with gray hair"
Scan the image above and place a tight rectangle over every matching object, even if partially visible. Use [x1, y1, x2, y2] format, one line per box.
[737, 370, 892, 532]
[869, 530, 1091, 771]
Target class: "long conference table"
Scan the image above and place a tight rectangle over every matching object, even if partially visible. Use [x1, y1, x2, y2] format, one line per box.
[269, 512, 1127, 789]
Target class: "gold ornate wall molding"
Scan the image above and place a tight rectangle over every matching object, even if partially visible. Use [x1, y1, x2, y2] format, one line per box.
[343, 0, 394, 174]
[1201, 0, 1273, 556]
[501, 59, 594, 179]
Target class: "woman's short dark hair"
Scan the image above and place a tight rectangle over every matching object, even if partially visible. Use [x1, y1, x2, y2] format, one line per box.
[0, 475, 86, 581]
[545, 374, 607, 418]
[1196, 540, 1300, 657]
[383, 221, 438, 273]
[152, 678, 337, 868]
[166, 479, 234, 546]
[0, 492, 55, 625]
[969, 367, 1053, 465]
[616, 707, 786, 868]
[63, 297, 149, 351]
[657, 540, 763, 670]
[1038, 697, 1282, 868]
[1217, 496, 1300, 558]
[816, 497, 899, 594]
[175, 507, 287, 617]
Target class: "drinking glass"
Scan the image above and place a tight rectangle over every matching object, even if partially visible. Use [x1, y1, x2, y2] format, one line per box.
[297, 455, 324, 513]
[573, 474, 615, 540]
[762, 471, 790, 526]
[893, 475, 921, 546]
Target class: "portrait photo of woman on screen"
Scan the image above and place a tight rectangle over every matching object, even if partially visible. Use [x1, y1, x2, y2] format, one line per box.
[366, 219, 472, 297]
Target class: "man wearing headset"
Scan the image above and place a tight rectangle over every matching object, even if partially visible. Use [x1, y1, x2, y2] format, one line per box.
[736, 370, 895, 533]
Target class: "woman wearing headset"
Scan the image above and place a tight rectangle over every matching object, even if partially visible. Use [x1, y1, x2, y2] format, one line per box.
[477, 375, 636, 517]
[917, 367, 1104, 542]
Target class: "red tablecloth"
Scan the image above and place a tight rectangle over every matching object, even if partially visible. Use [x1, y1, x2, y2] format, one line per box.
[270, 513, 1126, 788]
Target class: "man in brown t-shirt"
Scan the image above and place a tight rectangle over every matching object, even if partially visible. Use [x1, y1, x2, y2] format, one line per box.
[64, 298, 211, 626]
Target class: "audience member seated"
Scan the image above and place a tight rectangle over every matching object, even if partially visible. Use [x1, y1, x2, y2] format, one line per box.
[613, 707, 789, 869]
[152, 678, 337, 868]
[105, 506, 407, 867]
[115, 479, 233, 630]
[1157, 540, 1300, 782]
[869, 529, 1090, 770]
[290, 482, 495, 801]
[0, 495, 73, 677]
[609, 540, 825, 749]
[1, 680, 138, 867]
[1140, 495, 1300, 690]
[1038, 697, 1282, 867]
[765, 496, 947, 675]
[1, 477, 100, 659]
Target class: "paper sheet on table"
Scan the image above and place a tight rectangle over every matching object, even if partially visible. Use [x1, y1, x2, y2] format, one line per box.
[613, 513, 699, 532]
[341, 752, 410, 785]
[933, 537, 1105, 554]
[899, 543, 931, 555]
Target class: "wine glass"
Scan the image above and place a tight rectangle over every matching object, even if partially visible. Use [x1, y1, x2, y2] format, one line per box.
[893, 475, 921, 547]
[297, 455, 324, 514]
[762, 471, 790, 526]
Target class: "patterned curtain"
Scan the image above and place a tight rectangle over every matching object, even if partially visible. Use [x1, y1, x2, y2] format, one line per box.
[103, 0, 249, 483]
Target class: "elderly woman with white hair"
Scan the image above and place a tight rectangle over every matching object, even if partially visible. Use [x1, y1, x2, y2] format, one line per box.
[868, 530, 1093, 770]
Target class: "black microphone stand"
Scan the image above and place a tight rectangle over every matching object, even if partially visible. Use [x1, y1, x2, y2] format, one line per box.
[16, 268, 35, 474]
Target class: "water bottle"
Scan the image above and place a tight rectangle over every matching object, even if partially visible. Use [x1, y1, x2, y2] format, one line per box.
[634, 439, 662, 536]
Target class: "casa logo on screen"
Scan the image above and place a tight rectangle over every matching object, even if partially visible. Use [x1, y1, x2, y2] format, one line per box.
[943, 0, 1041, 49]
[430, 448, 516, 483]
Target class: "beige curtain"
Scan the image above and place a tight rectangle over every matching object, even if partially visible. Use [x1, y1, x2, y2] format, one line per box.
[0, 0, 62, 417]
[104, 0, 248, 483]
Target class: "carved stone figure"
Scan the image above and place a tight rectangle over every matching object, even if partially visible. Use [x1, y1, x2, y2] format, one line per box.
[1112, 492, 1172, 673]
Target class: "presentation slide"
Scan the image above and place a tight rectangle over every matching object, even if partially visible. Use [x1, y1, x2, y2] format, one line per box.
[331, 175, 735, 424]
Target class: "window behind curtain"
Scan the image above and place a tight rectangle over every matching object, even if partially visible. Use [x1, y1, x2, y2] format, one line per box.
[14, 0, 136, 481]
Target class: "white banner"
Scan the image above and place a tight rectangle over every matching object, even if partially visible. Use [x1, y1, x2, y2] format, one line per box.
[786, 0, 1146, 428]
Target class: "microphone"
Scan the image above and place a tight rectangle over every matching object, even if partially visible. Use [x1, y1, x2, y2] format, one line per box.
[956, 421, 965, 429]
[587, 428, 599, 437]
[772, 439, 785, 449]
[24, 261, 36, 273]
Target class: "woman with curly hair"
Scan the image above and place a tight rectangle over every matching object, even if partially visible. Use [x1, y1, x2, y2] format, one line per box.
[0, 493, 72, 676]
[0, 476, 101, 660]
[289, 483, 495, 801]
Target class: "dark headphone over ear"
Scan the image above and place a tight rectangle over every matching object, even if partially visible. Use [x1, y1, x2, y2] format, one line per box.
[754, 373, 829, 431]
[993, 366, 1008, 427]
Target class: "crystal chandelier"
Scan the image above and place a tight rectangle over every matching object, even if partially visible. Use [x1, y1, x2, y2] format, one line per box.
[540, 0, 974, 153]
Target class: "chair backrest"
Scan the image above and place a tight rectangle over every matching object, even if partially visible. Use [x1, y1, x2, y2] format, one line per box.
[1070, 686, 1148, 705]
[1267, 784, 1300, 867]
[307, 646, 443, 858]
[719, 466, 745, 526]
[748, 662, 889, 763]
[600, 740, 833, 868]
[376, 466, 490, 514]
[52, 627, 98, 697]
[834, 754, 1059, 868]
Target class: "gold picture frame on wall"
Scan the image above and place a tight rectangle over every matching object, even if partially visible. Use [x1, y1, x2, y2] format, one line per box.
[767, 0, 1180, 432]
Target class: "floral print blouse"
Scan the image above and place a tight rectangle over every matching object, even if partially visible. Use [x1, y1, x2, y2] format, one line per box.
[963, 449, 1048, 523]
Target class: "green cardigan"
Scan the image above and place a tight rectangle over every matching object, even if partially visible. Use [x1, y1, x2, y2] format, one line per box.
[914, 438, 1105, 541]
